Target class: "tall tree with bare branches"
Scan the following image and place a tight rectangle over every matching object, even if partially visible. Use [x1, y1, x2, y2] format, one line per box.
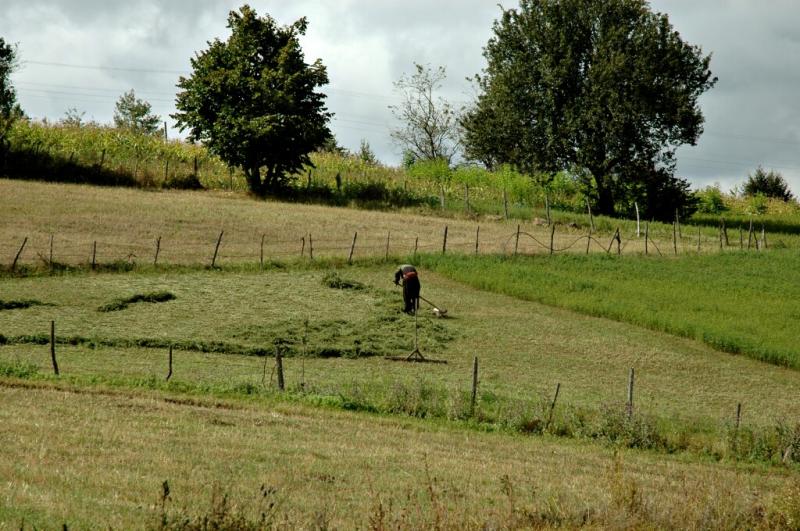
[389, 63, 460, 164]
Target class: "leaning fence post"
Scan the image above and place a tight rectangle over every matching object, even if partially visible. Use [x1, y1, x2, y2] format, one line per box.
[514, 224, 521, 256]
[616, 229, 621, 256]
[735, 402, 742, 431]
[50, 321, 59, 376]
[442, 226, 448, 255]
[301, 237, 305, 257]
[549, 224, 555, 255]
[166, 346, 173, 381]
[547, 382, 561, 429]
[275, 347, 285, 391]
[309, 234, 314, 260]
[470, 356, 479, 417]
[586, 229, 592, 255]
[154, 236, 161, 266]
[645, 223, 649, 255]
[475, 225, 480, 255]
[348, 232, 358, 264]
[627, 368, 635, 419]
[211, 230, 223, 268]
[11, 237, 27, 271]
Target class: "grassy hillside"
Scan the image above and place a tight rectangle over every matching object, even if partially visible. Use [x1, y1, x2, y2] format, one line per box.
[2, 383, 797, 528]
[423, 252, 800, 369]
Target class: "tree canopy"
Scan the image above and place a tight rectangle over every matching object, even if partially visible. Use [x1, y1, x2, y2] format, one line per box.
[173, 5, 331, 196]
[743, 166, 793, 201]
[462, 0, 716, 219]
[114, 89, 161, 134]
[0, 37, 23, 155]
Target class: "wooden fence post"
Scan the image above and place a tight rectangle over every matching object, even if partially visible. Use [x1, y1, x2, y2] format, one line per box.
[735, 402, 742, 431]
[675, 209, 681, 239]
[586, 229, 592, 255]
[719, 222, 724, 251]
[739, 226, 743, 249]
[99, 149, 106, 169]
[385, 231, 391, 261]
[747, 219, 753, 249]
[545, 193, 551, 226]
[627, 368, 635, 419]
[309, 234, 314, 260]
[91, 241, 97, 270]
[475, 225, 480, 255]
[513, 224, 521, 256]
[697, 226, 701, 252]
[439, 184, 446, 210]
[722, 219, 729, 246]
[50, 321, 59, 376]
[635, 202, 640, 237]
[549, 224, 555, 255]
[211, 230, 223, 268]
[154, 236, 161, 266]
[348, 232, 357, 264]
[645, 222, 649, 255]
[503, 188, 509, 220]
[276, 348, 285, 391]
[166, 346, 173, 381]
[616, 229, 621, 255]
[470, 356, 479, 417]
[672, 222, 678, 255]
[301, 237, 305, 257]
[547, 382, 561, 429]
[11, 237, 27, 271]
[413, 236, 419, 262]
[442, 226, 448, 255]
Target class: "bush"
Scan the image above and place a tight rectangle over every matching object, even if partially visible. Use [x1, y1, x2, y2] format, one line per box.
[695, 184, 727, 214]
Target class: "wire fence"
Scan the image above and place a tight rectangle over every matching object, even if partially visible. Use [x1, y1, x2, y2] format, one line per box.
[2, 219, 774, 270]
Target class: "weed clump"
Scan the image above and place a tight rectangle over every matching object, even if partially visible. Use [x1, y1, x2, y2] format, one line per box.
[321, 271, 365, 290]
[0, 359, 39, 378]
[98, 291, 176, 312]
[0, 299, 46, 311]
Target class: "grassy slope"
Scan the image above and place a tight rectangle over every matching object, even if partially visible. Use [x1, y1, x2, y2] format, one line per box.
[2, 267, 800, 430]
[423, 252, 800, 369]
[0, 383, 796, 529]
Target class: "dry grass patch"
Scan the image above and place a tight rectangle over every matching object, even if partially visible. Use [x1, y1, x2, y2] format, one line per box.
[0, 384, 797, 529]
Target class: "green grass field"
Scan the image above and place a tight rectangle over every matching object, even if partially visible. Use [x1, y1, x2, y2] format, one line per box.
[2, 179, 800, 527]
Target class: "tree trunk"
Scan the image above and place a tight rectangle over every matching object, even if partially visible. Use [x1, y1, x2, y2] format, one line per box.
[246, 165, 264, 196]
[594, 172, 615, 217]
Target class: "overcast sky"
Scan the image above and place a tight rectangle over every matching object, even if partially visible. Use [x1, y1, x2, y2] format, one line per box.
[3, 0, 800, 193]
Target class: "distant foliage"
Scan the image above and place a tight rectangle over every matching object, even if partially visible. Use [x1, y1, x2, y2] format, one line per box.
[0, 37, 23, 156]
[357, 139, 378, 165]
[744, 166, 793, 201]
[113, 89, 161, 135]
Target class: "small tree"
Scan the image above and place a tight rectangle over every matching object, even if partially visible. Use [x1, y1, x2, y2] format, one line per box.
[743, 166, 793, 201]
[173, 5, 332, 196]
[0, 38, 23, 155]
[357, 139, 378, 165]
[390, 63, 460, 164]
[114, 89, 161, 134]
[60, 107, 86, 128]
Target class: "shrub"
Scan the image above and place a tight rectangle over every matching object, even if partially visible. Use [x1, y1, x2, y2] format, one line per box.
[695, 184, 727, 214]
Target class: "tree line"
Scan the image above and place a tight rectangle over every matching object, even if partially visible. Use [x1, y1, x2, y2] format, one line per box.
[0, 2, 794, 221]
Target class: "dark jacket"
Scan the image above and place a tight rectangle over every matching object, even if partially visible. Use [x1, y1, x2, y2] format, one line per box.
[394, 264, 417, 285]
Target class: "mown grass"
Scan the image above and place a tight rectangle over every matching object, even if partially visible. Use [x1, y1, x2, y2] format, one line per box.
[2, 266, 800, 453]
[423, 250, 800, 370]
[1, 383, 798, 529]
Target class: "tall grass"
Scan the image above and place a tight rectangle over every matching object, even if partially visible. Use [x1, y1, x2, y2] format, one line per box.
[423, 250, 800, 369]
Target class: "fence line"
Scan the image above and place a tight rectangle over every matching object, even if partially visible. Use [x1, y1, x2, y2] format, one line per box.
[3, 222, 778, 270]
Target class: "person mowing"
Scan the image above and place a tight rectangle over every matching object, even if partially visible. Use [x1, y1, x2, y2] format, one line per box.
[394, 264, 420, 314]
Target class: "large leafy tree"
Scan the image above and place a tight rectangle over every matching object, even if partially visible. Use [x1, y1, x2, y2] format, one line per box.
[743, 166, 793, 201]
[0, 38, 24, 156]
[173, 5, 332, 195]
[462, 0, 716, 218]
[114, 89, 161, 134]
